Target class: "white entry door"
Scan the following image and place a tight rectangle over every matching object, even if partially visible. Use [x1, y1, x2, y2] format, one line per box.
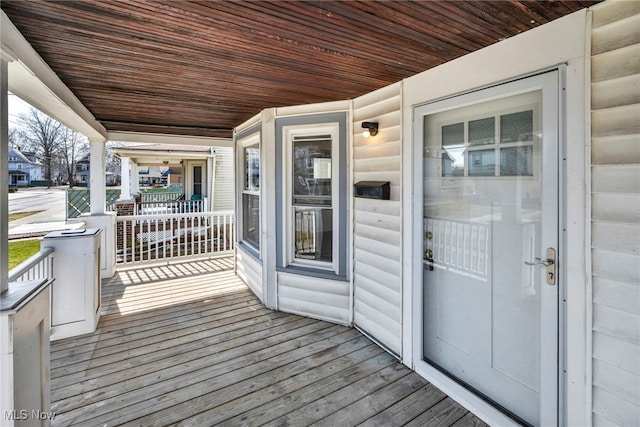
[414, 71, 560, 426]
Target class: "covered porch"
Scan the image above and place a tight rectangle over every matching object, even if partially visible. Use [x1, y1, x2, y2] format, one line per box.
[51, 256, 485, 427]
[3, 2, 636, 427]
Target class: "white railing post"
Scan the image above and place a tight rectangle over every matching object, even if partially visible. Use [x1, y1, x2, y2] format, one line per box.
[120, 157, 131, 201]
[89, 138, 107, 215]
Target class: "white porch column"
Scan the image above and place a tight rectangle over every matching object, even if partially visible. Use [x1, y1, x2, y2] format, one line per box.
[89, 138, 106, 215]
[131, 162, 140, 195]
[119, 156, 131, 200]
[1, 56, 9, 294]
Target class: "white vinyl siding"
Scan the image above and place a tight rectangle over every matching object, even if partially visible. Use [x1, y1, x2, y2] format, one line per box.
[352, 82, 403, 355]
[276, 271, 350, 325]
[590, 1, 640, 425]
[213, 146, 234, 211]
[236, 246, 262, 301]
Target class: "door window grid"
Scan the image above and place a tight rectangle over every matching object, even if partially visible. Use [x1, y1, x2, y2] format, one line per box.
[440, 105, 537, 178]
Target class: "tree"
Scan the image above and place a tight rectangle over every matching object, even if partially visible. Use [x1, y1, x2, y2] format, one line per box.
[105, 141, 123, 174]
[18, 107, 63, 186]
[8, 127, 24, 149]
[58, 127, 89, 188]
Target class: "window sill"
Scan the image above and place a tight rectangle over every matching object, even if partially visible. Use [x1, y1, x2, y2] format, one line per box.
[276, 265, 347, 282]
[237, 242, 261, 261]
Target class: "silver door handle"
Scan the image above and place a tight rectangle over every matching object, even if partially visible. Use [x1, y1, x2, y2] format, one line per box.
[524, 248, 556, 285]
[524, 257, 554, 267]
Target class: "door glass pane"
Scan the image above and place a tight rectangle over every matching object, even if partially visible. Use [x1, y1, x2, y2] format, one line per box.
[501, 146, 533, 176]
[468, 149, 496, 176]
[501, 110, 533, 143]
[423, 89, 543, 425]
[193, 166, 202, 196]
[294, 208, 332, 262]
[441, 123, 465, 177]
[469, 117, 495, 146]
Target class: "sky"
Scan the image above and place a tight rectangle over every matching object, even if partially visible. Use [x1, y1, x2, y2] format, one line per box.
[8, 92, 38, 128]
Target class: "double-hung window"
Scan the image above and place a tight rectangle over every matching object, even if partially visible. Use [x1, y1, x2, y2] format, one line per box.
[239, 133, 260, 251]
[291, 133, 335, 265]
[278, 115, 347, 278]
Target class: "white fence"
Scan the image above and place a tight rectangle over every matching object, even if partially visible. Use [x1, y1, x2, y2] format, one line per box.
[116, 210, 234, 266]
[8, 247, 54, 282]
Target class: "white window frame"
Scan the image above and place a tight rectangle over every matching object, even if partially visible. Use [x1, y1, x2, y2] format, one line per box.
[283, 123, 340, 274]
[239, 132, 261, 252]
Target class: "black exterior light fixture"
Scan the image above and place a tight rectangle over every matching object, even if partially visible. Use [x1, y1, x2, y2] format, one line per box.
[361, 121, 379, 137]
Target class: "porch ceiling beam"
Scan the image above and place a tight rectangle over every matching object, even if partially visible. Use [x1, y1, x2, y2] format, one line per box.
[107, 131, 233, 147]
[1, 11, 107, 141]
[111, 150, 214, 161]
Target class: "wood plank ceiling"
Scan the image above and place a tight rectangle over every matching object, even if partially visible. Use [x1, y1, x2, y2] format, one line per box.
[1, 0, 598, 138]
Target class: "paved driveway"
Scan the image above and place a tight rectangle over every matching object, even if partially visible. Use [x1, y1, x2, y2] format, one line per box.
[8, 187, 68, 238]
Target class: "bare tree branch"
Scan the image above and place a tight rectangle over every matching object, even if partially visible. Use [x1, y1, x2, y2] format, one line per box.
[59, 128, 89, 188]
[18, 107, 63, 186]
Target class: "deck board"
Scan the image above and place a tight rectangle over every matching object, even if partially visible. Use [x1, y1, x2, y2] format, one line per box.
[50, 257, 488, 427]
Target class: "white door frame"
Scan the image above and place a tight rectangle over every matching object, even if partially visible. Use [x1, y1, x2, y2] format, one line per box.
[408, 69, 564, 426]
[184, 159, 206, 200]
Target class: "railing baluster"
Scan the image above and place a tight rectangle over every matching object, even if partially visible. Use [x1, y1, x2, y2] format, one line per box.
[114, 210, 234, 266]
[8, 247, 55, 282]
[190, 216, 194, 256]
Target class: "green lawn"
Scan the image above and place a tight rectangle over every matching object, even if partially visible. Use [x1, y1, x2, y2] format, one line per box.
[8, 239, 41, 270]
[8, 211, 44, 222]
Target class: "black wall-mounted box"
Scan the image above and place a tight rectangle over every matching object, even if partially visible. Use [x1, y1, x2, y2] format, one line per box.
[354, 181, 390, 200]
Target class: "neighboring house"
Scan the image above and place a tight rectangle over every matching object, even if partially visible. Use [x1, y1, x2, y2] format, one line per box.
[74, 155, 121, 187]
[161, 167, 182, 186]
[8, 147, 42, 186]
[138, 165, 167, 186]
[112, 143, 234, 212]
[105, 171, 120, 186]
[73, 155, 90, 185]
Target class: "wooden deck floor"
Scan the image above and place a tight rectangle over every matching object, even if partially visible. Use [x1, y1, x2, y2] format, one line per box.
[50, 257, 487, 427]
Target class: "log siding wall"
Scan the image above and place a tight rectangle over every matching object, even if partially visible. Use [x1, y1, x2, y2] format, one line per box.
[352, 82, 403, 355]
[590, 1, 640, 425]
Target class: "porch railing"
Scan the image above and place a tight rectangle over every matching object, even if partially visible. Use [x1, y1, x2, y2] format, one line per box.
[135, 197, 208, 216]
[67, 188, 121, 218]
[140, 191, 182, 203]
[8, 247, 54, 282]
[116, 210, 234, 266]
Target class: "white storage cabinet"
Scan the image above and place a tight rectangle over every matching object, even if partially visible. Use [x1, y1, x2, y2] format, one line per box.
[41, 228, 102, 341]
